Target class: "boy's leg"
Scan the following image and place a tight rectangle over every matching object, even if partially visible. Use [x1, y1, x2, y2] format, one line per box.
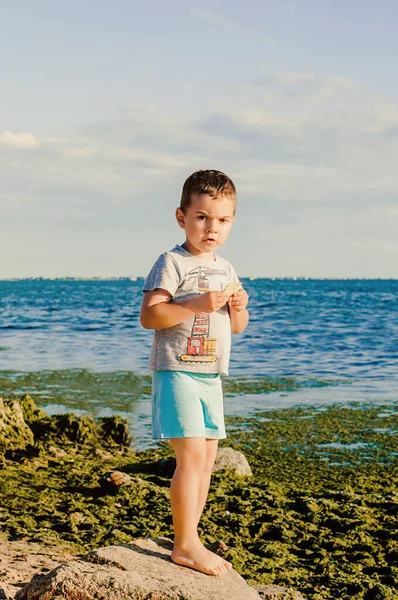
[196, 438, 218, 526]
[169, 437, 231, 576]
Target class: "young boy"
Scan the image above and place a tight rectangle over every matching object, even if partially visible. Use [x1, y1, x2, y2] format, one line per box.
[140, 169, 249, 576]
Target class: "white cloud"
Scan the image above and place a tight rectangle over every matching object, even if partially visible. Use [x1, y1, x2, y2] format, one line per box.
[0, 131, 39, 148]
[256, 67, 359, 97]
[190, 8, 247, 33]
[2, 69, 398, 277]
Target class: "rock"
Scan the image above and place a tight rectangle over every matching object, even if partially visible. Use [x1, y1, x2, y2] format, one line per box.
[18, 394, 48, 424]
[0, 535, 78, 600]
[205, 540, 229, 559]
[98, 416, 132, 446]
[0, 395, 132, 458]
[0, 584, 14, 599]
[95, 448, 114, 460]
[100, 470, 134, 491]
[213, 447, 253, 476]
[47, 445, 68, 458]
[152, 447, 252, 478]
[15, 537, 261, 600]
[254, 585, 306, 599]
[0, 398, 34, 453]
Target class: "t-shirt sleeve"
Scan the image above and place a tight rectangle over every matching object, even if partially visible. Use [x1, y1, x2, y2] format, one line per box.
[142, 253, 181, 296]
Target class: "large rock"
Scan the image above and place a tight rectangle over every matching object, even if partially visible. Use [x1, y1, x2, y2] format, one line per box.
[0, 394, 132, 459]
[0, 535, 78, 600]
[152, 447, 252, 478]
[15, 537, 261, 600]
[213, 447, 253, 476]
[0, 398, 34, 453]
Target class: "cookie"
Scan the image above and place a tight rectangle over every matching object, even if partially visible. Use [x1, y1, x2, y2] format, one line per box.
[223, 282, 242, 295]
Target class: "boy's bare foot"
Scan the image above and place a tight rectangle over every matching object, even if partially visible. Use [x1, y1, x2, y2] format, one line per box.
[171, 540, 232, 576]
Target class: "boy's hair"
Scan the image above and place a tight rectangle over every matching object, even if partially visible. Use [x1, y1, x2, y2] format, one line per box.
[180, 170, 236, 214]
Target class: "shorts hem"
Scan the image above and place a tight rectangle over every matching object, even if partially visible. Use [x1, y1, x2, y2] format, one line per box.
[152, 429, 226, 440]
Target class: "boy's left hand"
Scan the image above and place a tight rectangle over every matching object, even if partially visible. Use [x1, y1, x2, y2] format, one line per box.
[228, 288, 249, 312]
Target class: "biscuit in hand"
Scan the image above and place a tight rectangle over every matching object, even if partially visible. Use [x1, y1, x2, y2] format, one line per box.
[223, 282, 242, 296]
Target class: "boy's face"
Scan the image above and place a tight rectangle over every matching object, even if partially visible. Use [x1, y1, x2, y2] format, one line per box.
[176, 193, 235, 257]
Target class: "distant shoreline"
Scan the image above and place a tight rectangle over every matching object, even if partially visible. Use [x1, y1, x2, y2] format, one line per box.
[1, 276, 397, 281]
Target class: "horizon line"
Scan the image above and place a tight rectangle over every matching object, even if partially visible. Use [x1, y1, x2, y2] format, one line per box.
[1, 276, 397, 282]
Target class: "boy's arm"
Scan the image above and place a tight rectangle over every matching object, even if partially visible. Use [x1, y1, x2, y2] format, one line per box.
[140, 289, 194, 329]
[228, 288, 249, 334]
[230, 308, 249, 334]
[140, 289, 229, 330]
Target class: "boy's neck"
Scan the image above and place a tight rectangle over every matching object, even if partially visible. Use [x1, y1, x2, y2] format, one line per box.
[181, 240, 216, 261]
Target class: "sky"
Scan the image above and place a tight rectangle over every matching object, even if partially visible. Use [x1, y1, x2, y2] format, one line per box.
[1, 0, 398, 278]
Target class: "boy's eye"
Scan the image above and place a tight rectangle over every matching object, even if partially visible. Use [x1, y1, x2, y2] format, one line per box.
[198, 216, 207, 220]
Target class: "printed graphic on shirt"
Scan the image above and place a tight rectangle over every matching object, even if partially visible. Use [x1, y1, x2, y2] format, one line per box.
[180, 266, 229, 364]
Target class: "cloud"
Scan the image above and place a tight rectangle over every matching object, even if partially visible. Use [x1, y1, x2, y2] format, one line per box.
[255, 68, 359, 97]
[1, 71, 398, 244]
[190, 8, 247, 33]
[2, 77, 398, 277]
[0, 131, 39, 148]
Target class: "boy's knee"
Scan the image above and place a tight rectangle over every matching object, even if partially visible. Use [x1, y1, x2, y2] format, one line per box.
[172, 438, 207, 471]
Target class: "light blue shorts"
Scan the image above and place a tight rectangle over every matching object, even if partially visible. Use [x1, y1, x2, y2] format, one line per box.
[151, 370, 226, 440]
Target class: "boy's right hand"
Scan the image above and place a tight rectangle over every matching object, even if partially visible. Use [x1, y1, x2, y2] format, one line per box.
[185, 291, 230, 314]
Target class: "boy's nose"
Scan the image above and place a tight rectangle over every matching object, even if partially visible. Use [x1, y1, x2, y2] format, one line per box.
[207, 221, 218, 232]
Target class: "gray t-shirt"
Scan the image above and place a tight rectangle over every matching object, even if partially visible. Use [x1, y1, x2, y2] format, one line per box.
[142, 244, 239, 375]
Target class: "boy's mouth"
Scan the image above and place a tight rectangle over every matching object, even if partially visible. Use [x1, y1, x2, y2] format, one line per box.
[204, 238, 217, 243]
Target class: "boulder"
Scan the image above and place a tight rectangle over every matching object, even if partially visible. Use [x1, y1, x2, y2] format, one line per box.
[0, 398, 34, 453]
[0, 535, 78, 600]
[15, 537, 261, 600]
[213, 447, 253, 476]
[151, 447, 252, 478]
[18, 394, 48, 423]
[0, 394, 132, 458]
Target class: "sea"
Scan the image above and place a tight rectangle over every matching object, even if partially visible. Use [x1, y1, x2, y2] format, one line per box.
[0, 278, 397, 449]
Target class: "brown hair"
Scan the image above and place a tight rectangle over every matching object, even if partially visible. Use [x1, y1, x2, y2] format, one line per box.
[180, 170, 236, 214]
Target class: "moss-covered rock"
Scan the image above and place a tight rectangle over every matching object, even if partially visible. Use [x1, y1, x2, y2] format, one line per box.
[0, 397, 34, 453]
[19, 393, 48, 423]
[0, 394, 132, 459]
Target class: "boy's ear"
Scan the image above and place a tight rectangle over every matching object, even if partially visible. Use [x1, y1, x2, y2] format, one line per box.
[175, 207, 186, 229]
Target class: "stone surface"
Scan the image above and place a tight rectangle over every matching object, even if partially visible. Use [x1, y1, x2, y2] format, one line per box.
[0, 395, 132, 457]
[151, 447, 253, 478]
[15, 537, 261, 600]
[0, 535, 78, 599]
[212, 447, 253, 476]
[254, 584, 306, 599]
[0, 398, 34, 454]
[100, 470, 134, 490]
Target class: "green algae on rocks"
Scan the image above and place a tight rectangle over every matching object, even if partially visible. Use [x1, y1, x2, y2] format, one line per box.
[0, 394, 397, 600]
[0, 369, 349, 415]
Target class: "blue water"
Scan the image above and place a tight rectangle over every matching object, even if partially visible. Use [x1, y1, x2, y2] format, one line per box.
[0, 279, 397, 447]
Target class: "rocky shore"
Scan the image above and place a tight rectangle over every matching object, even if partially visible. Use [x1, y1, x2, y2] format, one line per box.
[1, 394, 397, 599]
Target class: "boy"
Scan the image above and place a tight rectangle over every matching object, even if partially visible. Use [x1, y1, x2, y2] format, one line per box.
[140, 169, 249, 576]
